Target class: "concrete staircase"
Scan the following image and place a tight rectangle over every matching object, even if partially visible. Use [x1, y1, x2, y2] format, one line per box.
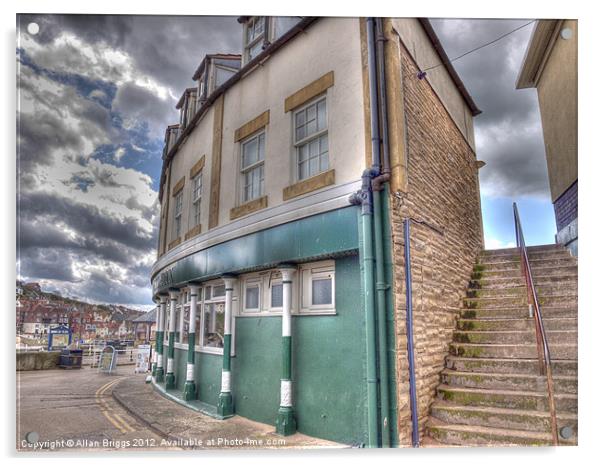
[426, 244, 578, 447]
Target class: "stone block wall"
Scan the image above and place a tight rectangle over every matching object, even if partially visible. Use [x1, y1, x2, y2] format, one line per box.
[16, 351, 61, 371]
[388, 44, 483, 445]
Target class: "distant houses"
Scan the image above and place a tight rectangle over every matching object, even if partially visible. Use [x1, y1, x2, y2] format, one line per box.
[16, 280, 145, 341]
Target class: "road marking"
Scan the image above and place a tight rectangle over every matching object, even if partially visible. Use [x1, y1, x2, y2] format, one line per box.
[95, 378, 136, 434]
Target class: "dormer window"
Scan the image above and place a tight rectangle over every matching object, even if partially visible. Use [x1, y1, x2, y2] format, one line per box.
[177, 88, 197, 131]
[244, 17, 266, 63]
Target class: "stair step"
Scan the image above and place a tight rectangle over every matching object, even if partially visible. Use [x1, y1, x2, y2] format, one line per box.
[467, 284, 577, 298]
[449, 342, 577, 360]
[436, 385, 578, 412]
[479, 250, 570, 264]
[440, 369, 577, 394]
[445, 356, 578, 376]
[457, 317, 577, 331]
[452, 329, 577, 345]
[477, 257, 576, 272]
[430, 403, 578, 435]
[464, 294, 576, 309]
[460, 306, 576, 320]
[471, 275, 578, 289]
[480, 245, 562, 256]
[475, 265, 578, 280]
[426, 421, 575, 446]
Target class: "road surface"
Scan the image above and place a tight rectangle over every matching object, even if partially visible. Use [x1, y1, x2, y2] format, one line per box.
[16, 366, 172, 452]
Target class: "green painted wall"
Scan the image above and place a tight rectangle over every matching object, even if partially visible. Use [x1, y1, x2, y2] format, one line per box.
[231, 317, 281, 425]
[172, 345, 223, 406]
[167, 255, 367, 446]
[292, 255, 367, 445]
[152, 207, 359, 295]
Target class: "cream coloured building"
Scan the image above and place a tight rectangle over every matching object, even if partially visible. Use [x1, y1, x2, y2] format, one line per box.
[150, 17, 483, 447]
[517, 19, 578, 255]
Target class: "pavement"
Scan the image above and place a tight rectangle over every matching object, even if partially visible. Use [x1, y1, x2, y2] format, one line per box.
[112, 374, 345, 450]
[16, 365, 343, 452]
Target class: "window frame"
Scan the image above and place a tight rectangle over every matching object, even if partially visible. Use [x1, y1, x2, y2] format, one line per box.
[299, 260, 336, 314]
[242, 276, 262, 313]
[190, 171, 203, 228]
[239, 130, 266, 204]
[243, 17, 267, 63]
[173, 190, 184, 239]
[292, 95, 329, 182]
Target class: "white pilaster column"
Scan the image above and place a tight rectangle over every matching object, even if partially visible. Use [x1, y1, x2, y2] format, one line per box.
[178, 290, 186, 342]
[154, 296, 167, 382]
[217, 276, 236, 417]
[165, 288, 179, 389]
[276, 266, 296, 436]
[183, 284, 200, 400]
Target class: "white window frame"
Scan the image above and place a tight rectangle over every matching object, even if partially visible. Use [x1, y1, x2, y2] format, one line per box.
[196, 280, 235, 355]
[242, 277, 262, 313]
[243, 16, 266, 64]
[240, 130, 265, 204]
[173, 191, 183, 239]
[299, 260, 336, 314]
[293, 95, 329, 182]
[190, 171, 202, 228]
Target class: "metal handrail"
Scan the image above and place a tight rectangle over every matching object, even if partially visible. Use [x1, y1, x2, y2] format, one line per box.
[513, 203, 559, 445]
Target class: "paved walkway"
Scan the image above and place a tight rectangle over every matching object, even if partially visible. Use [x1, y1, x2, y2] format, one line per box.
[112, 374, 345, 450]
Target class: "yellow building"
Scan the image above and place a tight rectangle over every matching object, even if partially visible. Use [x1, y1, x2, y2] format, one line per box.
[517, 19, 578, 255]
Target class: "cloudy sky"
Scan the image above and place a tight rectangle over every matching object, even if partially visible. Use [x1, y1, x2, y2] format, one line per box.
[16, 15, 555, 308]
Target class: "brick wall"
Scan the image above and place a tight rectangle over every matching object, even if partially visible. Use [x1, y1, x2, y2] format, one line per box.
[553, 180, 578, 231]
[388, 45, 483, 445]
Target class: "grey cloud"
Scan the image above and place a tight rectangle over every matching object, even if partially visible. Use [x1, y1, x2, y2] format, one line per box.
[19, 191, 155, 253]
[430, 19, 550, 200]
[112, 82, 170, 136]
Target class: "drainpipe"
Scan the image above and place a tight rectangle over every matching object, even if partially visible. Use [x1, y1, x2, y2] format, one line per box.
[404, 219, 420, 447]
[349, 168, 379, 447]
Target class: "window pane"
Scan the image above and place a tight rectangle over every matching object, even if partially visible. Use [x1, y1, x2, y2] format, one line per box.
[215, 67, 234, 87]
[212, 285, 225, 298]
[312, 278, 332, 305]
[298, 160, 308, 180]
[242, 137, 258, 168]
[271, 283, 283, 308]
[309, 156, 319, 178]
[203, 302, 224, 348]
[245, 285, 259, 309]
[309, 138, 320, 157]
[248, 40, 263, 61]
[317, 99, 327, 131]
[258, 133, 265, 161]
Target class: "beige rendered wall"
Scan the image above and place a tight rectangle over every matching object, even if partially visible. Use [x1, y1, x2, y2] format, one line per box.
[218, 18, 366, 226]
[536, 19, 578, 202]
[159, 18, 366, 251]
[164, 106, 216, 248]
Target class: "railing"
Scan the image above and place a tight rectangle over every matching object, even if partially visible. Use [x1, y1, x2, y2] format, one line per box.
[513, 202, 559, 445]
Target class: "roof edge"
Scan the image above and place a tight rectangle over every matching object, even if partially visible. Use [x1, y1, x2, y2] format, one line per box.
[516, 19, 562, 89]
[418, 18, 481, 116]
